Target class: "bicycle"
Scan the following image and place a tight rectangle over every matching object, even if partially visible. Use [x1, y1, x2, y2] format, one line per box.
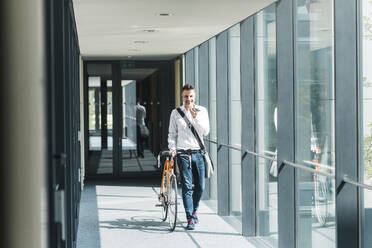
[313, 165, 329, 226]
[156, 151, 178, 231]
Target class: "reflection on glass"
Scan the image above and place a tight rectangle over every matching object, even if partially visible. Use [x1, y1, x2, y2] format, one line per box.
[107, 81, 113, 150]
[209, 38, 218, 206]
[88, 76, 101, 150]
[295, 0, 335, 247]
[254, 5, 277, 247]
[121, 80, 137, 163]
[228, 24, 242, 220]
[362, 1, 372, 247]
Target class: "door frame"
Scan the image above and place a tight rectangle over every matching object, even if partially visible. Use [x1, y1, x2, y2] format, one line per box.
[84, 60, 123, 178]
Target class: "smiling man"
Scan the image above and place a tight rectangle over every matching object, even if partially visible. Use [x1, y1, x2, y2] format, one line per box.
[167, 84, 210, 230]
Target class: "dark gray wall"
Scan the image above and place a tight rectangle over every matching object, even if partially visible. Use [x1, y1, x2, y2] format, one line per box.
[335, 0, 359, 247]
[240, 17, 256, 237]
[185, 50, 195, 85]
[276, 0, 296, 247]
[216, 31, 230, 216]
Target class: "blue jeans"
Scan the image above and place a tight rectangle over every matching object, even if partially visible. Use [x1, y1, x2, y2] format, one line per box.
[177, 151, 205, 221]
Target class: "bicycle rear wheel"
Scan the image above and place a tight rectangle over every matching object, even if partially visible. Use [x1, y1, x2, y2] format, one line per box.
[167, 174, 178, 231]
[314, 175, 328, 226]
[160, 173, 168, 221]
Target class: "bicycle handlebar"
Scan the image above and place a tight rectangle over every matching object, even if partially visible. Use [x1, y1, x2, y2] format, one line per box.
[157, 150, 180, 168]
[160, 151, 173, 157]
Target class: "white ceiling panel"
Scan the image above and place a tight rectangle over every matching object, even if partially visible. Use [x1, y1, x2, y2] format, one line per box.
[73, 0, 276, 60]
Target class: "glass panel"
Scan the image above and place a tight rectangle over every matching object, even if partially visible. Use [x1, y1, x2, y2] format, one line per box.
[361, 1, 372, 247]
[121, 80, 137, 170]
[209, 37, 218, 208]
[86, 63, 114, 176]
[107, 82, 113, 150]
[228, 24, 242, 222]
[254, 5, 278, 247]
[295, 0, 335, 247]
[88, 76, 101, 151]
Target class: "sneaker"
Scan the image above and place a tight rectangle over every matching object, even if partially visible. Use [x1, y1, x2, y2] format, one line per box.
[193, 211, 198, 224]
[186, 219, 195, 230]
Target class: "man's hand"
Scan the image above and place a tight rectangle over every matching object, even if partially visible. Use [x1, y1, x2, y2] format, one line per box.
[170, 150, 177, 157]
[190, 108, 197, 118]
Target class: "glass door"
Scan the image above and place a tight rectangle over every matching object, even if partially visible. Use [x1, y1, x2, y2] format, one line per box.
[86, 63, 115, 176]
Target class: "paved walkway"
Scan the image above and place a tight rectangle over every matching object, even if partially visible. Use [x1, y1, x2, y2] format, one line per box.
[76, 178, 261, 248]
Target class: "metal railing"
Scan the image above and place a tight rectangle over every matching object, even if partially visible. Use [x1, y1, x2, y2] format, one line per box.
[282, 160, 334, 178]
[342, 175, 372, 191]
[204, 137, 334, 178]
[204, 138, 372, 191]
[205, 139, 372, 201]
[205, 138, 276, 161]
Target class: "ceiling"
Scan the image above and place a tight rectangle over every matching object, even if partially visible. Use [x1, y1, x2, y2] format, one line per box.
[73, 0, 276, 60]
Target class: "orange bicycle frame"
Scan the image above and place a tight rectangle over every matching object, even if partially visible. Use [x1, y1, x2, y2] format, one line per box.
[160, 157, 175, 202]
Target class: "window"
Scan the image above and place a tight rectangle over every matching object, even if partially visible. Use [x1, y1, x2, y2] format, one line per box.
[361, 1, 372, 247]
[294, 1, 335, 247]
[254, 5, 278, 247]
[228, 24, 242, 221]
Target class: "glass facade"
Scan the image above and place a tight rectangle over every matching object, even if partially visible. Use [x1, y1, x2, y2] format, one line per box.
[254, 5, 277, 247]
[182, 1, 370, 246]
[228, 24, 242, 220]
[88, 76, 101, 150]
[294, 0, 335, 247]
[362, 1, 372, 247]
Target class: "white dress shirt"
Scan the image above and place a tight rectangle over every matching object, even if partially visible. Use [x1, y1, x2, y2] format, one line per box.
[168, 104, 210, 151]
[136, 103, 146, 126]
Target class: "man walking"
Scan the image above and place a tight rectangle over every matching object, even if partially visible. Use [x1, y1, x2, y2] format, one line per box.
[168, 84, 210, 230]
[136, 99, 147, 158]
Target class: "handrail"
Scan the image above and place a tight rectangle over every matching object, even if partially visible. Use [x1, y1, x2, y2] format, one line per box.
[343, 176, 372, 191]
[303, 160, 335, 172]
[263, 150, 276, 156]
[283, 160, 334, 178]
[219, 143, 242, 152]
[243, 149, 276, 161]
[204, 137, 218, 144]
[204, 138, 276, 161]
[204, 138, 336, 178]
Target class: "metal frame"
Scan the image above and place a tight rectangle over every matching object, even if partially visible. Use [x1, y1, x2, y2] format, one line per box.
[185, 49, 195, 84]
[276, 0, 296, 247]
[216, 30, 230, 216]
[335, 0, 359, 247]
[240, 16, 256, 237]
[46, 0, 81, 247]
[198, 41, 210, 199]
[112, 61, 122, 177]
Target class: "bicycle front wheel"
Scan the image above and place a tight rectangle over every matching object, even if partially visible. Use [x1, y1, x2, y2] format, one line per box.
[167, 174, 178, 232]
[160, 173, 168, 221]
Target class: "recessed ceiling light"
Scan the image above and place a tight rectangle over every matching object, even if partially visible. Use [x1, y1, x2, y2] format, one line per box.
[134, 40, 149, 44]
[142, 29, 158, 33]
[155, 13, 173, 17]
[128, 49, 140, 52]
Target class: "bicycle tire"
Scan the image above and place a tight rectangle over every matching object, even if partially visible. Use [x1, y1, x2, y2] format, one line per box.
[314, 175, 328, 226]
[160, 173, 168, 222]
[167, 174, 178, 232]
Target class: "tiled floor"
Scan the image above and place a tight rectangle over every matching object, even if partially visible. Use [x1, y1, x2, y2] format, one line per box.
[76, 178, 259, 248]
